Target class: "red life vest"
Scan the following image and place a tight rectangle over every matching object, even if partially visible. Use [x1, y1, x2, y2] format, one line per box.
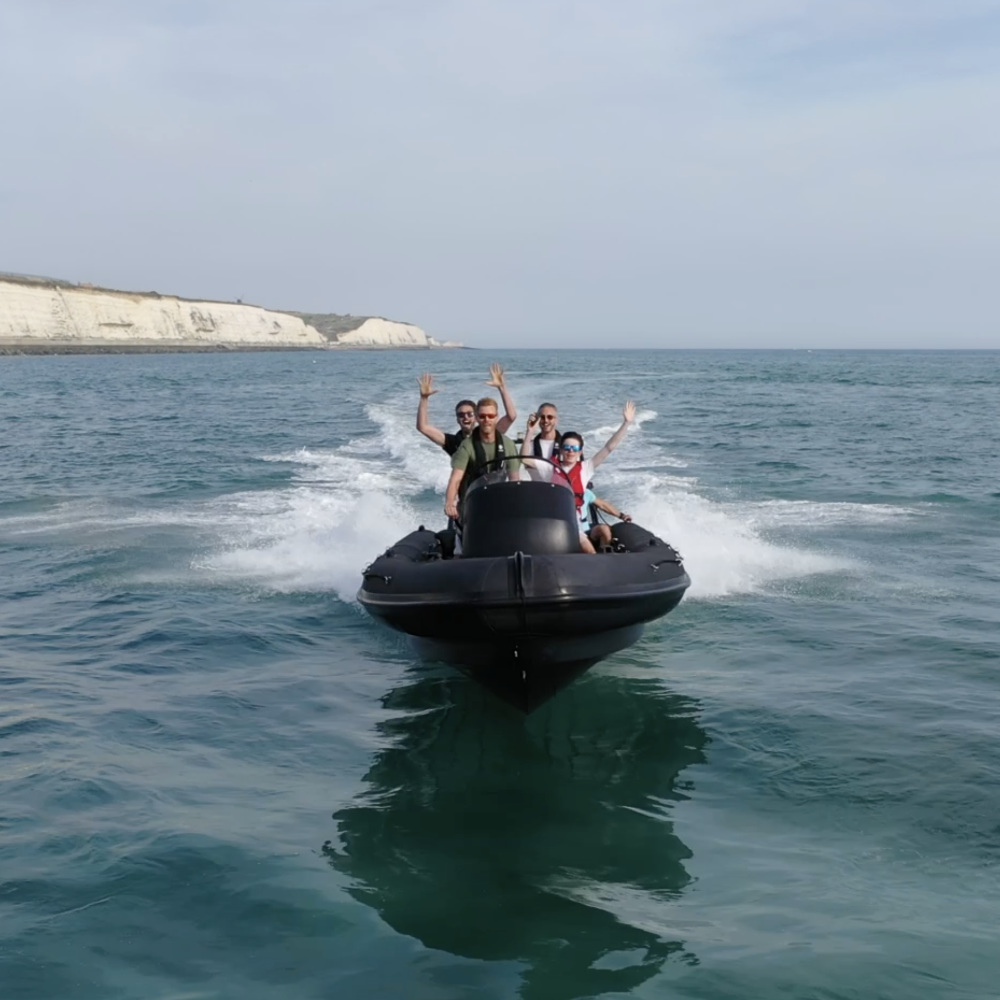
[564, 462, 586, 513]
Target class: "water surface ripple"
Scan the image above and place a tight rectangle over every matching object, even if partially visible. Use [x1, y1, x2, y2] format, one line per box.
[2, 350, 998, 999]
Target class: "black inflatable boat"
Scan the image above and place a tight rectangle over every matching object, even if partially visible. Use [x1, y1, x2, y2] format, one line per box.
[358, 463, 690, 711]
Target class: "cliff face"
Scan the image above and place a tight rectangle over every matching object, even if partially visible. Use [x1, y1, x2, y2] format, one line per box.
[0, 277, 325, 351]
[331, 317, 461, 348]
[0, 275, 459, 352]
[293, 312, 462, 348]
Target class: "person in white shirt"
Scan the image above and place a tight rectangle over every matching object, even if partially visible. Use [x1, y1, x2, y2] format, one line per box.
[519, 403, 560, 481]
[525, 401, 636, 553]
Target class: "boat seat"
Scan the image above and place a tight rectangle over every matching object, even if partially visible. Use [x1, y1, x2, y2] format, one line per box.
[462, 480, 580, 557]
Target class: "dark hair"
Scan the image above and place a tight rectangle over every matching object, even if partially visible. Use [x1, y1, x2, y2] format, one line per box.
[559, 430, 584, 453]
[454, 399, 476, 413]
[537, 402, 558, 414]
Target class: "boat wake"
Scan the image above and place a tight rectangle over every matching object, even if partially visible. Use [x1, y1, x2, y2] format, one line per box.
[0, 398, 912, 602]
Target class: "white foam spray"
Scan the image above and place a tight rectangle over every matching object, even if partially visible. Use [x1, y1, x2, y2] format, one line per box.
[0, 391, 916, 603]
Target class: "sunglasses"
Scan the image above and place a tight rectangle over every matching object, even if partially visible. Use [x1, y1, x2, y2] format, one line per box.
[477, 412, 498, 420]
[539, 414, 556, 421]
[456, 410, 475, 418]
[560, 443, 581, 452]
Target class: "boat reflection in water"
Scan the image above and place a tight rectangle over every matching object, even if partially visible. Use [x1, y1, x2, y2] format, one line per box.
[323, 667, 707, 1000]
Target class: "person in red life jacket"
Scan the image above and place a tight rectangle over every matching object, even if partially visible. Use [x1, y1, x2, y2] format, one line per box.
[553, 400, 636, 553]
[444, 397, 522, 521]
[416, 363, 518, 456]
[519, 402, 560, 481]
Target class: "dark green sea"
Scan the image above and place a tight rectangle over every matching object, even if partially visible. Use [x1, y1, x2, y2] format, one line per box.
[2, 349, 998, 1000]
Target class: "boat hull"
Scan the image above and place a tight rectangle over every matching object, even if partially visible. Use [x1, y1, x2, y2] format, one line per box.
[411, 623, 644, 712]
[359, 537, 689, 710]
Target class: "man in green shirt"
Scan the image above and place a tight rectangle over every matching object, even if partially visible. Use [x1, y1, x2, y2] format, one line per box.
[444, 396, 522, 521]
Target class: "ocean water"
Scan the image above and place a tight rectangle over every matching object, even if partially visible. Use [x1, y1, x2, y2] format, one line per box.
[1, 348, 998, 1000]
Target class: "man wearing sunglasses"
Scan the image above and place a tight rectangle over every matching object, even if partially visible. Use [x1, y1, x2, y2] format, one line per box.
[416, 363, 518, 456]
[444, 398, 521, 522]
[519, 403, 560, 482]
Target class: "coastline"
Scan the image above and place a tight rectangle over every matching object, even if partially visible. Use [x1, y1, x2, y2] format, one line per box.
[0, 272, 462, 353]
[0, 342, 471, 356]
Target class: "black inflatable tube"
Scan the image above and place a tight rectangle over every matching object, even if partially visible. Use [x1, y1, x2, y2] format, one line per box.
[358, 480, 690, 710]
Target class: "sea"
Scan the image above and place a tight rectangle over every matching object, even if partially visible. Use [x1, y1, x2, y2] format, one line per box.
[1, 348, 998, 1000]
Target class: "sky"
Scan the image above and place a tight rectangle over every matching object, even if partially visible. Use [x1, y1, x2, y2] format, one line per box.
[2, 0, 999, 348]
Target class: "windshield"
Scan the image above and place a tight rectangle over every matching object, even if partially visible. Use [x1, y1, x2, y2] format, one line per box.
[466, 455, 573, 494]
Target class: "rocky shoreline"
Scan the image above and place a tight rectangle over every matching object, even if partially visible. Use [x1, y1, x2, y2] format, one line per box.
[0, 342, 321, 356]
[0, 340, 469, 356]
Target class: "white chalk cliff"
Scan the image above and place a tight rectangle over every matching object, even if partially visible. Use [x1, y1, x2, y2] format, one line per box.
[333, 317, 461, 349]
[0, 275, 457, 351]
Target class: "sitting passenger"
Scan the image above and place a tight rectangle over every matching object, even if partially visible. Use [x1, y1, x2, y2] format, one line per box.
[416, 364, 517, 456]
[587, 497, 633, 550]
[444, 397, 522, 522]
[553, 400, 636, 553]
[519, 402, 560, 481]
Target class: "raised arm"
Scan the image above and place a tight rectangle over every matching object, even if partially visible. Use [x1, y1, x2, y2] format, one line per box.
[416, 373, 447, 448]
[486, 362, 518, 434]
[591, 400, 636, 469]
[519, 412, 540, 467]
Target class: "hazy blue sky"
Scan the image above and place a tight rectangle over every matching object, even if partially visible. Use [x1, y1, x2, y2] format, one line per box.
[2, 1, 998, 347]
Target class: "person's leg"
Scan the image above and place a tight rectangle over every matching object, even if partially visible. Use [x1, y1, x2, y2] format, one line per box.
[579, 532, 597, 554]
[590, 524, 612, 548]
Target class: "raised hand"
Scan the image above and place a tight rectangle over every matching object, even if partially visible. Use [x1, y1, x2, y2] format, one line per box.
[527, 412, 539, 428]
[623, 399, 636, 424]
[485, 362, 506, 389]
[418, 373, 438, 398]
